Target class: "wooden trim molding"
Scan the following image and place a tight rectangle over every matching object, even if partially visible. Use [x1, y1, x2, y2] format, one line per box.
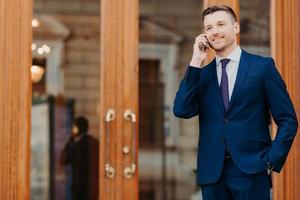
[0, 0, 32, 199]
[271, 0, 300, 199]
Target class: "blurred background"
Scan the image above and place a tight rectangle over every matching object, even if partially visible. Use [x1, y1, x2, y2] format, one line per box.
[30, 0, 270, 199]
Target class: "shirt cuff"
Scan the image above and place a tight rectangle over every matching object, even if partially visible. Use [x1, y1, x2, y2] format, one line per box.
[267, 162, 273, 175]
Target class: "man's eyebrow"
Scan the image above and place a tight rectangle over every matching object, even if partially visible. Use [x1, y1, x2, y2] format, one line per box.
[204, 20, 227, 29]
[204, 24, 212, 29]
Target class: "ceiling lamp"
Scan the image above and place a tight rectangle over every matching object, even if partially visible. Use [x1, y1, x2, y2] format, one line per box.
[31, 65, 45, 83]
[32, 18, 40, 28]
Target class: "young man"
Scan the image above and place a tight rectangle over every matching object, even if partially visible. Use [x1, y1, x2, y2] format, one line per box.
[173, 5, 298, 200]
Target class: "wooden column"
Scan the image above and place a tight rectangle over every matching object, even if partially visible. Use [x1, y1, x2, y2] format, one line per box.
[203, 0, 240, 62]
[0, 0, 32, 199]
[271, 0, 300, 199]
[99, 0, 139, 199]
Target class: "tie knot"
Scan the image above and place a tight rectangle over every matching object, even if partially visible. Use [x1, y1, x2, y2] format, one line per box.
[220, 58, 230, 69]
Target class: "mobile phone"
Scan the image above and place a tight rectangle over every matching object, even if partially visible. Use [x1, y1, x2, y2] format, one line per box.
[204, 36, 213, 49]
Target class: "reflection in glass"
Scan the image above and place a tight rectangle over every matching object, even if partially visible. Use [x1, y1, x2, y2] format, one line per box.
[60, 116, 99, 200]
[31, 0, 100, 199]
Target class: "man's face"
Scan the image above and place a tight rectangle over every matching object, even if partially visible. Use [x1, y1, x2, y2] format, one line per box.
[72, 125, 80, 137]
[203, 11, 239, 51]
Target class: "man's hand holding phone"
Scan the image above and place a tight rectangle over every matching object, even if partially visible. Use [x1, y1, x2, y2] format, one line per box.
[189, 34, 210, 68]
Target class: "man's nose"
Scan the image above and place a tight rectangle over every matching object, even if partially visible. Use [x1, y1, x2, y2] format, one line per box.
[211, 30, 221, 37]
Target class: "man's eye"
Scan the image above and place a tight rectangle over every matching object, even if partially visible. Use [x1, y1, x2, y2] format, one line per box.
[219, 23, 225, 26]
[206, 27, 211, 31]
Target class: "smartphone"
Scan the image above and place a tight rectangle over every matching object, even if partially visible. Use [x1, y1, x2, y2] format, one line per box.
[199, 36, 212, 52]
[204, 36, 213, 49]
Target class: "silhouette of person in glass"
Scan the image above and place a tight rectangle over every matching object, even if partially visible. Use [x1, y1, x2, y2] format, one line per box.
[61, 116, 99, 200]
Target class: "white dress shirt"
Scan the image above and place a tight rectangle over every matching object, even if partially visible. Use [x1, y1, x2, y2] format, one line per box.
[215, 46, 242, 100]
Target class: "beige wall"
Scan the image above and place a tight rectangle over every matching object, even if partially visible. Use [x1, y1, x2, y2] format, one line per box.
[59, 15, 100, 136]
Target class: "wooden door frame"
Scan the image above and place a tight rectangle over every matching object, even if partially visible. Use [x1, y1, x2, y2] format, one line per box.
[0, 0, 32, 199]
[99, 0, 139, 199]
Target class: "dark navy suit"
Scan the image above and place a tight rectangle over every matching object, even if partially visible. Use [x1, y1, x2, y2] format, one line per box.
[173, 50, 298, 198]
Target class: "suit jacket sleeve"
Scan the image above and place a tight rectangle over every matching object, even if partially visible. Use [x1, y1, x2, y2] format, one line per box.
[173, 66, 201, 119]
[60, 138, 75, 165]
[264, 58, 298, 172]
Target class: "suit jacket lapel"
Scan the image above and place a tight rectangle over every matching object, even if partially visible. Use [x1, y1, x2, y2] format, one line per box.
[226, 50, 251, 113]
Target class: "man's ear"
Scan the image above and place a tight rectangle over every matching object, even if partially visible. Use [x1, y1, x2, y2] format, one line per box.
[234, 22, 240, 34]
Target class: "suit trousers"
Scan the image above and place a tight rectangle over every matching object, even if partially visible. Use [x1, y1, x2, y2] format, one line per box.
[201, 157, 271, 200]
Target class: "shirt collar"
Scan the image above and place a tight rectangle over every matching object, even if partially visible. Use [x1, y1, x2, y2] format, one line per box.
[215, 46, 242, 66]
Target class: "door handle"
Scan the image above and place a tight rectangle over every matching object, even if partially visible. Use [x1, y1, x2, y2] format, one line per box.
[105, 109, 116, 179]
[123, 109, 137, 178]
[124, 164, 136, 179]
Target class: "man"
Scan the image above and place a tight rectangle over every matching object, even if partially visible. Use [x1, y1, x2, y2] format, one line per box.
[61, 116, 99, 200]
[173, 5, 298, 200]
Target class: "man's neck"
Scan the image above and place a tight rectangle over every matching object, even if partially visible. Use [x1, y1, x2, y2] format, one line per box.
[216, 43, 238, 58]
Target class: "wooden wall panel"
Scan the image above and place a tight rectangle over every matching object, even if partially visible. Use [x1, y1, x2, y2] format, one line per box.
[203, 0, 240, 63]
[0, 0, 32, 199]
[271, 0, 300, 199]
[99, 0, 139, 199]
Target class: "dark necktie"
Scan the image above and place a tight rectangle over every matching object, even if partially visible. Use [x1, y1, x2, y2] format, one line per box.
[220, 59, 230, 111]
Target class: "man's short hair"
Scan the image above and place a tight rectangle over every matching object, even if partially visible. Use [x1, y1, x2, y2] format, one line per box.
[202, 5, 237, 22]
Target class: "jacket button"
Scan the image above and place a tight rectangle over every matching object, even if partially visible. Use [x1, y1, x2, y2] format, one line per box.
[220, 139, 225, 143]
[224, 118, 229, 123]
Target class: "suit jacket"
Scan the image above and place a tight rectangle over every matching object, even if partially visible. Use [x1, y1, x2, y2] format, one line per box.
[173, 50, 298, 185]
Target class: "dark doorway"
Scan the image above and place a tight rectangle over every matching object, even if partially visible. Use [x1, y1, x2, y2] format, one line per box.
[139, 59, 167, 200]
